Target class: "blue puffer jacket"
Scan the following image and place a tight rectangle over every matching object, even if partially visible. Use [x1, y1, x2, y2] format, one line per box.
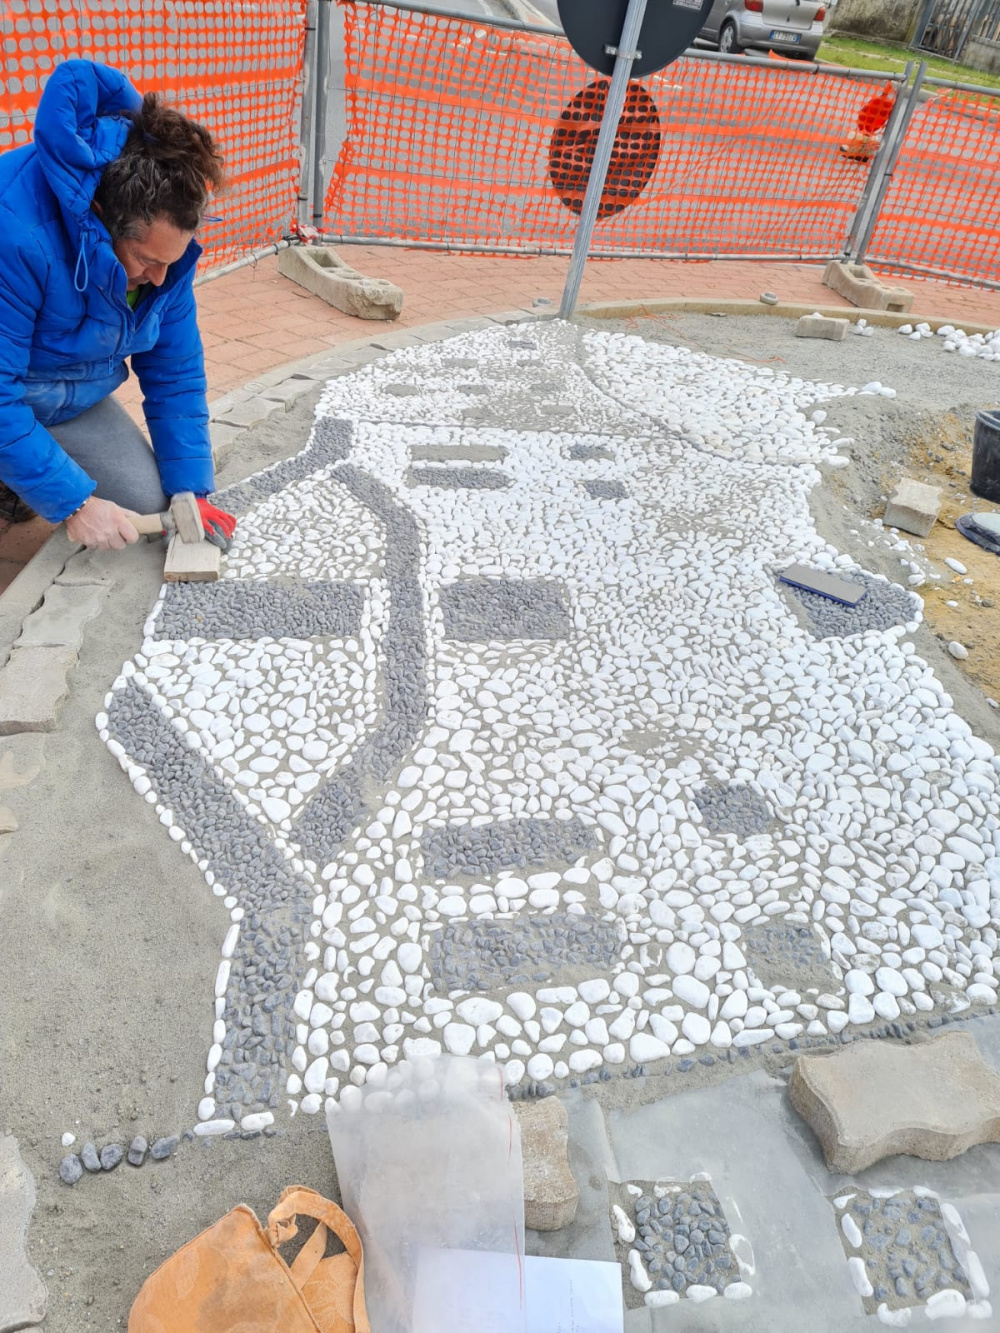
[0, 60, 214, 522]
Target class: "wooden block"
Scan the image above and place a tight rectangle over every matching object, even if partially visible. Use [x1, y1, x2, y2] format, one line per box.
[163, 535, 220, 582]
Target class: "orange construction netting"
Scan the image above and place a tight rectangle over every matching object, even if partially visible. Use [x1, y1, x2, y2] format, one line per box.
[865, 86, 1000, 287]
[0, 0, 306, 273]
[324, 0, 902, 261]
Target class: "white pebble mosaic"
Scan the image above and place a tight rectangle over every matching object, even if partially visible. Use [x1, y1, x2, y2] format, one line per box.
[100, 321, 1000, 1126]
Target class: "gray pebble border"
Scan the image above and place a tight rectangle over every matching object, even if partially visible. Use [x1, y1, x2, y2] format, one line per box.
[106, 679, 312, 1118]
[429, 911, 619, 993]
[439, 578, 573, 642]
[154, 579, 362, 642]
[420, 814, 596, 880]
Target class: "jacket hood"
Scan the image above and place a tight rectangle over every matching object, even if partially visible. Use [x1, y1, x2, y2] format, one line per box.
[33, 60, 142, 220]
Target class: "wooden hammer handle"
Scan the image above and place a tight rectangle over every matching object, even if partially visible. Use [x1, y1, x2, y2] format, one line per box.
[131, 511, 171, 537]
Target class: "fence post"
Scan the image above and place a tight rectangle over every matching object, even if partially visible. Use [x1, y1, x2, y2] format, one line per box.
[852, 61, 927, 266]
[311, 0, 334, 231]
[843, 62, 915, 264]
[558, 0, 649, 321]
[298, 0, 320, 228]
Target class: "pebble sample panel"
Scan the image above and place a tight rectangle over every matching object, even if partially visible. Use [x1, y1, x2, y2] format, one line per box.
[693, 782, 772, 837]
[439, 579, 573, 641]
[154, 580, 363, 641]
[780, 570, 917, 639]
[741, 921, 837, 993]
[834, 1190, 972, 1315]
[420, 816, 596, 880]
[107, 681, 309, 1117]
[429, 912, 619, 992]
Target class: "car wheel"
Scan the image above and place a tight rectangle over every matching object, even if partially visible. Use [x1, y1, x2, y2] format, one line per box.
[719, 21, 744, 54]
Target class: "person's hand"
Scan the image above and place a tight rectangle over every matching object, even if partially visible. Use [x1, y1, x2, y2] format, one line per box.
[65, 496, 140, 550]
[196, 497, 237, 552]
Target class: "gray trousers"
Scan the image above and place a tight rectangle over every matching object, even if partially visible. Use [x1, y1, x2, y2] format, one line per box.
[48, 396, 168, 515]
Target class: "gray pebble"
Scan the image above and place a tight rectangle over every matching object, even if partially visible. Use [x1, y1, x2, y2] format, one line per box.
[127, 1136, 148, 1167]
[150, 1135, 180, 1161]
[80, 1143, 101, 1173]
[100, 1144, 124, 1171]
[59, 1155, 83, 1186]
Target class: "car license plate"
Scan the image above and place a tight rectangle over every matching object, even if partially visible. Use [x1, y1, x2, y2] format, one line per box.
[770, 29, 800, 40]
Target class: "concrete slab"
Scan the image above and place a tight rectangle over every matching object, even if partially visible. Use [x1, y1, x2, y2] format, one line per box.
[514, 1096, 579, 1231]
[796, 314, 848, 341]
[0, 1136, 46, 1331]
[789, 1033, 1000, 1173]
[15, 584, 106, 650]
[0, 645, 79, 733]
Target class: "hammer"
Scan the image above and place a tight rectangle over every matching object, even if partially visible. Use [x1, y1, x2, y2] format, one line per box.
[131, 491, 220, 582]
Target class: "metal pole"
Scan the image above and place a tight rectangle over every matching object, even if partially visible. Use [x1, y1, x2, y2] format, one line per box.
[843, 59, 914, 262]
[854, 61, 927, 265]
[954, 0, 991, 62]
[558, 0, 649, 320]
[298, 0, 320, 228]
[312, 0, 334, 231]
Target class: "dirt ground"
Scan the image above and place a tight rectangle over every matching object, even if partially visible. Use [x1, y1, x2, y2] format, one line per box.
[583, 310, 1000, 722]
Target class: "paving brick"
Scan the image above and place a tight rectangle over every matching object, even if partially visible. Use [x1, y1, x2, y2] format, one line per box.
[54, 548, 117, 586]
[789, 1032, 1000, 1173]
[884, 478, 942, 538]
[15, 584, 105, 651]
[513, 1096, 579, 1231]
[0, 1135, 46, 1330]
[795, 313, 849, 341]
[209, 421, 244, 465]
[0, 646, 78, 734]
[259, 376, 320, 409]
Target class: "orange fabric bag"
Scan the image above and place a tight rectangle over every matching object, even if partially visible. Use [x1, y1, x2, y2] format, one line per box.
[128, 1185, 370, 1333]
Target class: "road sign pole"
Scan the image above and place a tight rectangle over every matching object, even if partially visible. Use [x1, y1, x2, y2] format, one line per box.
[558, 0, 650, 320]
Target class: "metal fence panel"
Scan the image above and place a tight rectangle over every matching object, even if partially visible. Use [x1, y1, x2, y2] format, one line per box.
[0, 0, 308, 274]
[863, 81, 1000, 287]
[323, 0, 900, 261]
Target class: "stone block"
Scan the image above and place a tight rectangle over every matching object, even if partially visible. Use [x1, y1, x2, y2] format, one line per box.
[212, 397, 283, 430]
[210, 421, 244, 465]
[260, 376, 320, 410]
[795, 313, 849, 341]
[278, 245, 403, 321]
[789, 1032, 1000, 1173]
[823, 259, 913, 313]
[15, 584, 105, 651]
[513, 1096, 579, 1231]
[884, 478, 942, 537]
[0, 646, 78, 734]
[0, 1135, 47, 1330]
[54, 547, 117, 586]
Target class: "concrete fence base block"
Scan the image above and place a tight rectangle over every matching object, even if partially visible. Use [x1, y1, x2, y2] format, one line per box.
[823, 259, 913, 313]
[789, 1032, 1000, 1174]
[795, 313, 849, 341]
[278, 246, 404, 321]
[885, 477, 942, 537]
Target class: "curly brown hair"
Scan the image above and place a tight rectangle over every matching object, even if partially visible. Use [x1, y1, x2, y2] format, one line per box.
[92, 92, 225, 240]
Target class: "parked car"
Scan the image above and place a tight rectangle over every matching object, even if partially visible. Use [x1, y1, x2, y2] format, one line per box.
[698, 0, 827, 59]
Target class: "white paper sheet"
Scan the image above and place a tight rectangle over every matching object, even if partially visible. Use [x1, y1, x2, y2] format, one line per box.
[412, 1246, 624, 1333]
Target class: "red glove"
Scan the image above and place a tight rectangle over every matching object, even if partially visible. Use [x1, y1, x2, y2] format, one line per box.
[196, 497, 237, 551]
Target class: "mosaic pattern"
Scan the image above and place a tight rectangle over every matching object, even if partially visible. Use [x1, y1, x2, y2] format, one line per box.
[420, 816, 596, 879]
[429, 912, 619, 993]
[101, 320, 1000, 1129]
[628, 1182, 738, 1296]
[834, 1189, 989, 1321]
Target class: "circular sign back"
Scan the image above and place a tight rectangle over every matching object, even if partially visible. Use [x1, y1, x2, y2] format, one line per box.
[557, 0, 714, 78]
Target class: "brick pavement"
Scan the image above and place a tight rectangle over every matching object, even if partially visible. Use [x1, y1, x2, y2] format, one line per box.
[3, 246, 1000, 593]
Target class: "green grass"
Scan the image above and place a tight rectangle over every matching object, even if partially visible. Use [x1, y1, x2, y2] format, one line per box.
[818, 32, 1000, 90]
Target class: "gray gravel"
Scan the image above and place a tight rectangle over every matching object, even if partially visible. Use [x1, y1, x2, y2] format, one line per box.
[420, 815, 596, 879]
[407, 466, 510, 489]
[741, 920, 839, 993]
[154, 579, 363, 642]
[439, 577, 573, 641]
[582, 479, 629, 500]
[780, 569, 918, 639]
[429, 911, 619, 992]
[694, 781, 773, 837]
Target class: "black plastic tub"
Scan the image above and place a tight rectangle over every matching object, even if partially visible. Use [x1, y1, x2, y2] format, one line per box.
[972, 409, 1000, 504]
